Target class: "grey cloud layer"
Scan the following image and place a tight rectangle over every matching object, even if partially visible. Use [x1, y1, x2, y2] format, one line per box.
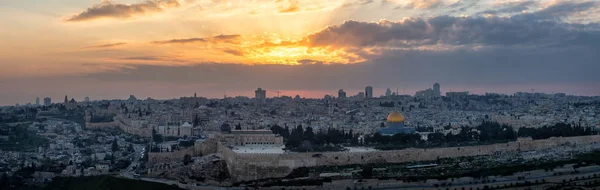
[66, 0, 180, 22]
[304, 11, 600, 49]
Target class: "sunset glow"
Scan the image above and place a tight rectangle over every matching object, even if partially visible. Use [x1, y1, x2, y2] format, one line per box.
[1, 0, 600, 104]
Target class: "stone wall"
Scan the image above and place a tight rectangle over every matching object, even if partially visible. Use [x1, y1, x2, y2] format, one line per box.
[116, 119, 152, 137]
[148, 139, 218, 165]
[221, 135, 600, 182]
[148, 147, 197, 164]
[85, 118, 152, 137]
[85, 121, 117, 129]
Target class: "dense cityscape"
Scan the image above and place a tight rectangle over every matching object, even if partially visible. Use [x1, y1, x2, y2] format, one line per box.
[2, 0, 600, 189]
[1, 83, 599, 189]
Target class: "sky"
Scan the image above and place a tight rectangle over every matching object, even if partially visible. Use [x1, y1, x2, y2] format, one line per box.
[1, 0, 599, 105]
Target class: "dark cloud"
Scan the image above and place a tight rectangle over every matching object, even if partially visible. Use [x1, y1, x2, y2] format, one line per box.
[66, 0, 180, 22]
[301, 15, 600, 49]
[151, 34, 241, 45]
[82, 42, 127, 49]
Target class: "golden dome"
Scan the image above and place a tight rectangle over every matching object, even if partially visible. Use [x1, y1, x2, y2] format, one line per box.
[387, 111, 405, 123]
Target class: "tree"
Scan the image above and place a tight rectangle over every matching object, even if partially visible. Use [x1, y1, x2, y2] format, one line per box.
[235, 123, 242, 130]
[111, 139, 119, 152]
[361, 164, 373, 178]
[303, 127, 315, 141]
[183, 154, 192, 165]
[193, 114, 199, 127]
[127, 144, 135, 152]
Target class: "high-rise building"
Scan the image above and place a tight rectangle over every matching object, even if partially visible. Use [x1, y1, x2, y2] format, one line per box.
[84, 97, 90, 102]
[255, 88, 266, 100]
[365, 86, 373, 99]
[357, 92, 365, 99]
[415, 83, 442, 98]
[433, 83, 441, 96]
[43, 97, 51, 106]
[338, 89, 346, 99]
[36, 97, 40, 106]
[385, 88, 392, 97]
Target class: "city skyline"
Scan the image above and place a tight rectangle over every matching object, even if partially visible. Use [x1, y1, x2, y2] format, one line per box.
[12, 83, 598, 106]
[1, 0, 600, 105]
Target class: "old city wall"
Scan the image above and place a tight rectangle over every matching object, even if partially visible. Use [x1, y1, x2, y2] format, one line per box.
[197, 138, 218, 156]
[224, 135, 600, 181]
[85, 118, 152, 137]
[115, 119, 152, 137]
[148, 147, 198, 164]
[147, 139, 219, 165]
[85, 121, 118, 129]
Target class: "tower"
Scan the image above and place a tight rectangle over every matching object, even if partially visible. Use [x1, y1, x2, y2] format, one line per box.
[43, 97, 51, 106]
[255, 88, 266, 100]
[338, 89, 346, 99]
[36, 97, 40, 106]
[433, 83, 440, 96]
[365, 86, 373, 99]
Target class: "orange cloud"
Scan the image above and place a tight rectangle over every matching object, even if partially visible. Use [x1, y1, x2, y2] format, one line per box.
[66, 0, 180, 22]
[82, 42, 127, 49]
[277, 0, 300, 13]
[151, 35, 242, 45]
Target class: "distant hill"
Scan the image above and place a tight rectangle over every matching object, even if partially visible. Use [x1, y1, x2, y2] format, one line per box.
[44, 176, 184, 190]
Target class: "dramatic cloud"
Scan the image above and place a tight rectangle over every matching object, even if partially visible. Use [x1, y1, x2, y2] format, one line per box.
[66, 0, 180, 22]
[300, 15, 600, 50]
[516, 1, 599, 21]
[151, 34, 241, 45]
[82, 42, 127, 49]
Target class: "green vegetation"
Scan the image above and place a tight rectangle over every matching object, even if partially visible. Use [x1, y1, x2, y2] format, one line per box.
[271, 125, 358, 152]
[44, 176, 184, 190]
